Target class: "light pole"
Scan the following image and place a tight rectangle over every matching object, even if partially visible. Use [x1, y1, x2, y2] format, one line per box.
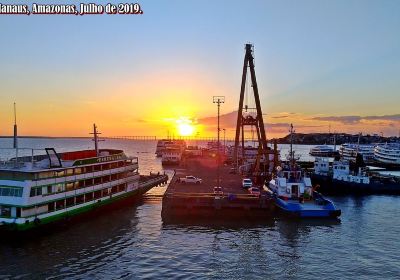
[222, 128, 226, 155]
[213, 96, 225, 190]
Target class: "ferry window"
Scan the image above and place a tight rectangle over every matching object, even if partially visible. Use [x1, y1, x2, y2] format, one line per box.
[94, 190, 101, 199]
[85, 166, 93, 173]
[118, 161, 124, 167]
[16, 188, 23, 197]
[111, 186, 118, 194]
[85, 192, 93, 202]
[38, 171, 55, 179]
[48, 202, 55, 212]
[29, 187, 42, 197]
[66, 197, 75, 207]
[103, 176, 110, 183]
[94, 164, 102, 172]
[102, 189, 109, 197]
[66, 182, 74, 191]
[55, 200, 65, 210]
[118, 184, 126, 192]
[74, 168, 82, 175]
[85, 178, 94, 187]
[56, 170, 65, 177]
[78, 180, 85, 188]
[102, 164, 110, 170]
[41, 186, 48, 195]
[76, 195, 84, 205]
[1, 188, 10, 197]
[47, 185, 52, 194]
[0, 188, 10, 196]
[54, 184, 64, 193]
[66, 169, 74, 176]
[94, 177, 101, 185]
[0, 206, 11, 217]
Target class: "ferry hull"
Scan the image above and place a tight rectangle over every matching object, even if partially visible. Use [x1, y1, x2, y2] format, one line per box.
[309, 151, 340, 158]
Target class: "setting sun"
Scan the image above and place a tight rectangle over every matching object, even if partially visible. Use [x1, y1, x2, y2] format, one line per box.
[175, 117, 196, 136]
[178, 123, 194, 136]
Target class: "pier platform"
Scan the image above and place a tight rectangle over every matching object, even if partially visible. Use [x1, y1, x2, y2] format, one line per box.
[161, 157, 274, 222]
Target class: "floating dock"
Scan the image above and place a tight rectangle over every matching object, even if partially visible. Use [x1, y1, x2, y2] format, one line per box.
[161, 156, 274, 222]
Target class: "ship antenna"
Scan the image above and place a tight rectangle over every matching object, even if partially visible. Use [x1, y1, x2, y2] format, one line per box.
[356, 132, 361, 154]
[333, 133, 336, 151]
[289, 124, 295, 168]
[90, 124, 103, 156]
[13, 102, 18, 149]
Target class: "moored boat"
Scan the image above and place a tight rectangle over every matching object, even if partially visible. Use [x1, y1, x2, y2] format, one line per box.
[309, 145, 339, 157]
[156, 139, 186, 157]
[161, 140, 186, 165]
[374, 143, 400, 165]
[265, 124, 341, 218]
[312, 156, 400, 195]
[339, 143, 375, 163]
[266, 166, 340, 218]
[0, 125, 168, 232]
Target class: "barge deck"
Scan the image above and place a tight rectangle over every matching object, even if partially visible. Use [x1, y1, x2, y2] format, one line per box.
[161, 157, 274, 222]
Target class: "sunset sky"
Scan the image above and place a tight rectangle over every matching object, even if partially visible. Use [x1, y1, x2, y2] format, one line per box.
[0, 0, 399, 138]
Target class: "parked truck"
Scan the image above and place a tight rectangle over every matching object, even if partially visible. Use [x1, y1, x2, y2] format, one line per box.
[179, 175, 202, 184]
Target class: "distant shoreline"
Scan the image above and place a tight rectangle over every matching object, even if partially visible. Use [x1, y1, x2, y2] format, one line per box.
[0, 133, 399, 145]
[0, 136, 91, 139]
[271, 133, 399, 145]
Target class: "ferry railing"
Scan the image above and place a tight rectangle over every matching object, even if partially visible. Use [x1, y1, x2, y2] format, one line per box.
[140, 174, 169, 187]
[0, 148, 48, 169]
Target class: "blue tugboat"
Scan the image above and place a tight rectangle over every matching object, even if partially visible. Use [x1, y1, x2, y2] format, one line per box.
[265, 125, 341, 218]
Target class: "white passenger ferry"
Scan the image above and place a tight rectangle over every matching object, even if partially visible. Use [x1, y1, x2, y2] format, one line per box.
[0, 126, 166, 231]
[309, 145, 339, 157]
[161, 140, 186, 165]
[374, 143, 400, 165]
[155, 139, 170, 157]
[339, 143, 375, 163]
[156, 139, 186, 158]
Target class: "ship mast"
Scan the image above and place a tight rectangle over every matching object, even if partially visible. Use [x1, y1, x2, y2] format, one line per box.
[289, 124, 295, 168]
[356, 132, 361, 154]
[90, 124, 102, 156]
[13, 102, 18, 149]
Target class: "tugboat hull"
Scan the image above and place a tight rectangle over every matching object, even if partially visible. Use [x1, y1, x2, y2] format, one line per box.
[274, 194, 341, 218]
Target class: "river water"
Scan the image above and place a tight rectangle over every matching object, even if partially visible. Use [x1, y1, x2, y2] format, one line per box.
[0, 139, 399, 279]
